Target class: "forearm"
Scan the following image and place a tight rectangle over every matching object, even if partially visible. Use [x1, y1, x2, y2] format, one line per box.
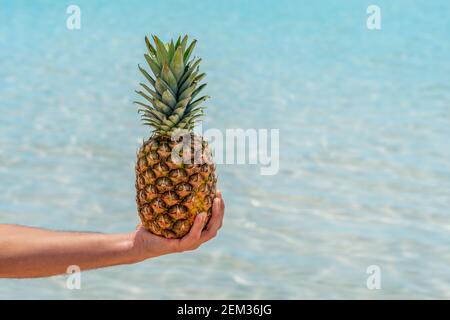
[0, 224, 136, 278]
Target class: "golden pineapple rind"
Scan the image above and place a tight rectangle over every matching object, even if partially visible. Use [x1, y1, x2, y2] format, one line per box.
[136, 135, 216, 239]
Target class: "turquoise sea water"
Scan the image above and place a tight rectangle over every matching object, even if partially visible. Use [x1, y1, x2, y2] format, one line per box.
[0, 0, 449, 299]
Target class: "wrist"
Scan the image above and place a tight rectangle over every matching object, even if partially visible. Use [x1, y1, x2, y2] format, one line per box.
[112, 233, 141, 265]
[124, 231, 149, 263]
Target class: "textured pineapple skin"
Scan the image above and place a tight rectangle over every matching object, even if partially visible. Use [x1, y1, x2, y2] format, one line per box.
[135, 134, 216, 239]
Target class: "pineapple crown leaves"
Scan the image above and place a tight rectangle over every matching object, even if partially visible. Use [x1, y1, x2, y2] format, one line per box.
[134, 35, 210, 135]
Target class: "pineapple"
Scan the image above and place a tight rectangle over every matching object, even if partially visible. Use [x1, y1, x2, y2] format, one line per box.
[134, 35, 217, 239]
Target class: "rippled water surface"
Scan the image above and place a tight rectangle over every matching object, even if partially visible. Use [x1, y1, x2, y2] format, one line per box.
[0, 0, 449, 299]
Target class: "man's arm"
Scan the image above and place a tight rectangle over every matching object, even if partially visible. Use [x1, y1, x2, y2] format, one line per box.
[0, 192, 224, 278]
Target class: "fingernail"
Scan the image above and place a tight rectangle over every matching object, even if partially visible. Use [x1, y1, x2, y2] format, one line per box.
[199, 212, 206, 222]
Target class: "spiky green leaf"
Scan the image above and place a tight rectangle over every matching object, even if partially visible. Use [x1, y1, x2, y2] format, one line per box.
[174, 97, 190, 110]
[162, 118, 176, 127]
[148, 108, 167, 122]
[155, 77, 176, 96]
[168, 114, 181, 124]
[175, 36, 181, 49]
[152, 35, 169, 64]
[135, 90, 154, 105]
[162, 90, 177, 108]
[172, 106, 186, 118]
[145, 36, 157, 57]
[179, 58, 201, 85]
[161, 63, 178, 93]
[179, 85, 196, 100]
[184, 39, 197, 61]
[134, 101, 152, 110]
[187, 95, 210, 110]
[168, 40, 175, 61]
[144, 54, 160, 76]
[170, 46, 184, 81]
[153, 99, 172, 115]
[179, 71, 198, 93]
[138, 65, 155, 86]
[180, 35, 188, 52]
[194, 73, 206, 83]
[139, 83, 160, 99]
[191, 83, 207, 100]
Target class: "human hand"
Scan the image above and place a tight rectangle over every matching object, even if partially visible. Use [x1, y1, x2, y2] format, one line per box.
[129, 191, 225, 262]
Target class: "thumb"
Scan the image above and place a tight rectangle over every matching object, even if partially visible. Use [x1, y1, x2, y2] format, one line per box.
[136, 223, 143, 230]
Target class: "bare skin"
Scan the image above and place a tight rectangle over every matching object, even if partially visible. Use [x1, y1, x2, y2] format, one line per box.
[0, 192, 225, 278]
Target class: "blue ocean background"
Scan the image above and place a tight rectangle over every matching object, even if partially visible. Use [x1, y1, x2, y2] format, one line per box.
[0, 0, 449, 299]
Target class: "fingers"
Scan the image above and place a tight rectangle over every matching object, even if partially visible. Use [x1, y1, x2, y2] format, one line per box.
[176, 212, 208, 251]
[172, 191, 225, 252]
[216, 189, 225, 211]
[201, 196, 225, 242]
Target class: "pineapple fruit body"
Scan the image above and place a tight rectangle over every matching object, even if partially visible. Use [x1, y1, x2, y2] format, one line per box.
[136, 135, 216, 238]
[133, 35, 216, 238]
